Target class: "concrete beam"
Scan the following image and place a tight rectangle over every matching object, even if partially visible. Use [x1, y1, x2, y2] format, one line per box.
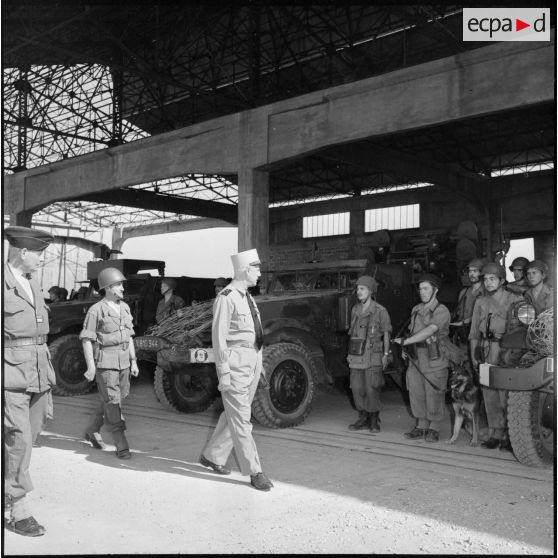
[4, 37, 553, 217]
[80, 188, 238, 224]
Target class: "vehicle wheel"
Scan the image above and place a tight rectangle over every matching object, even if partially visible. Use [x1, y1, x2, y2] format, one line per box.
[508, 390, 553, 468]
[153, 365, 218, 413]
[252, 343, 317, 428]
[49, 334, 95, 396]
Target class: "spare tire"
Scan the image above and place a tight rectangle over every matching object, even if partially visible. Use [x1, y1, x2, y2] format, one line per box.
[252, 342, 317, 428]
[49, 334, 95, 396]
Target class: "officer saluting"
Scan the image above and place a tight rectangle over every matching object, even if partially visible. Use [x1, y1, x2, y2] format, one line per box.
[199, 249, 273, 491]
[4, 226, 55, 537]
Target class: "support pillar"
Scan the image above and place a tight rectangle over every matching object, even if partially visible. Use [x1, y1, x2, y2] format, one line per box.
[11, 210, 34, 227]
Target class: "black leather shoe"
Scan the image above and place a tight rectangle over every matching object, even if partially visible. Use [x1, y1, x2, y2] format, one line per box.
[85, 432, 106, 450]
[6, 516, 45, 537]
[250, 472, 273, 491]
[499, 439, 514, 452]
[425, 429, 439, 443]
[404, 427, 426, 440]
[116, 448, 131, 459]
[200, 455, 231, 475]
[481, 437, 500, 449]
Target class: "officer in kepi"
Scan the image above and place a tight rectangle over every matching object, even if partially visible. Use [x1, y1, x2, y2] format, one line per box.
[80, 267, 139, 459]
[393, 274, 451, 443]
[199, 248, 273, 491]
[3, 226, 56, 537]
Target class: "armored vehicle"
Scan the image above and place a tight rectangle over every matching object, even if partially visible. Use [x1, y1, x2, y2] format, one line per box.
[135, 259, 415, 427]
[480, 305, 554, 467]
[48, 258, 214, 395]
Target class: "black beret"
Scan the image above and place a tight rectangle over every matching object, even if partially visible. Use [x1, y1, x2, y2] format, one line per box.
[4, 226, 53, 251]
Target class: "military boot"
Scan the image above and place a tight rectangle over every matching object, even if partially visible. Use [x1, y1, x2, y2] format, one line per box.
[113, 431, 131, 459]
[369, 412, 381, 433]
[349, 411, 370, 431]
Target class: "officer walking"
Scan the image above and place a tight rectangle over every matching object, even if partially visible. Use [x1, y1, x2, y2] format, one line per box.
[155, 277, 185, 323]
[81, 267, 139, 458]
[469, 262, 522, 451]
[523, 260, 553, 315]
[506, 257, 530, 295]
[393, 274, 451, 443]
[4, 226, 56, 537]
[199, 249, 273, 491]
[450, 258, 485, 347]
[346, 276, 392, 433]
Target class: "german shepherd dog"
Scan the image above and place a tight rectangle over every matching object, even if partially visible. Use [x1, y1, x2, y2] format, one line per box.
[447, 362, 481, 446]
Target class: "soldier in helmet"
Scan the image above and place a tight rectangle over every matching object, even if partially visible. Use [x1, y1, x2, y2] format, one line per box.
[346, 276, 392, 433]
[524, 260, 553, 315]
[155, 277, 185, 323]
[214, 277, 229, 296]
[80, 267, 139, 459]
[506, 256, 530, 295]
[469, 262, 522, 451]
[393, 274, 451, 443]
[450, 258, 485, 347]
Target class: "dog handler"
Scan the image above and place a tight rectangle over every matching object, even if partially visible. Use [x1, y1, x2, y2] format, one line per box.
[199, 249, 273, 491]
[81, 267, 139, 458]
[469, 262, 522, 451]
[3, 226, 55, 537]
[346, 275, 392, 433]
[393, 274, 451, 443]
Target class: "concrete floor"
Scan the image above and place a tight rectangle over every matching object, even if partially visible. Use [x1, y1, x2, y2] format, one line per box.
[4, 374, 554, 555]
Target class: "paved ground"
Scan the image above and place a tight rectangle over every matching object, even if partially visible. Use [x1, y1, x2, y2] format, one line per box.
[4, 374, 554, 555]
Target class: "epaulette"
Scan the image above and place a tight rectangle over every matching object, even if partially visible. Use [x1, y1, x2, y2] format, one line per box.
[220, 288, 232, 296]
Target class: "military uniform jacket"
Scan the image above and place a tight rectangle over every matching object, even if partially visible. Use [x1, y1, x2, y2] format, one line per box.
[212, 283, 261, 377]
[3, 263, 56, 392]
[524, 283, 553, 316]
[469, 290, 522, 342]
[455, 284, 484, 322]
[155, 293, 185, 323]
[80, 299, 135, 370]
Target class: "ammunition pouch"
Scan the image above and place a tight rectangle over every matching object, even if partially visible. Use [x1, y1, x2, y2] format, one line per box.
[348, 337, 367, 356]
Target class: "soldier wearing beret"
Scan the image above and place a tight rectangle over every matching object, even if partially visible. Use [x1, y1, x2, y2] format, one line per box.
[523, 260, 553, 316]
[3, 226, 55, 537]
[199, 249, 273, 491]
[155, 277, 185, 323]
[346, 275, 392, 433]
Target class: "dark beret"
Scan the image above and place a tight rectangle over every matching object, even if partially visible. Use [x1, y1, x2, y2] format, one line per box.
[4, 226, 53, 251]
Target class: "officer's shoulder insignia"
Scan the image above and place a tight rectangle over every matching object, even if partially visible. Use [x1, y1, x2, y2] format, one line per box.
[220, 288, 232, 296]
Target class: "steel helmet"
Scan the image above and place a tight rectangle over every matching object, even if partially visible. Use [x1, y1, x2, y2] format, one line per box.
[481, 262, 506, 279]
[416, 273, 442, 291]
[508, 257, 529, 271]
[98, 267, 126, 290]
[467, 258, 485, 271]
[525, 260, 549, 275]
[214, 277, 228, 287]
[161, 277, 177, 290]
[356, 275, 378, 292]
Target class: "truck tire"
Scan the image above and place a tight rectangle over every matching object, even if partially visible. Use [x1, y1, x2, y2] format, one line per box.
[508, 390, 553, 468]
[252, 343, 317, 428]
[153, 365, 218, 413]
[49, 334, 95, 396]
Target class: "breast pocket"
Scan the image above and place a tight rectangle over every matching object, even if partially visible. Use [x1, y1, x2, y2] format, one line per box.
[99, 315, 120, 334]
[237, 311, 251, 327]
[4, 298, 26, 317]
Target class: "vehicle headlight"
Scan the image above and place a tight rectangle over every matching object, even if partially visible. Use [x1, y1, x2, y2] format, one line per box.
[134, 336, 169, 351]
[516, 303, 536, 325]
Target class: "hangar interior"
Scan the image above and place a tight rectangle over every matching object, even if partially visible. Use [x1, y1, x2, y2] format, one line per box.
[2, 3, 555, 295]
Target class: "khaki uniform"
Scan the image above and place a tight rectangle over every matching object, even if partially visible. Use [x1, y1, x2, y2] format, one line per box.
[80, 299, 135, 451]
[524, 283, 553, 316]
[406, 298, 450, 430]
[469, 289, 522, 433]
[506, 278, 529, 295]
[3, 264, 56, 501]
[453, 284, 484, 345]
[347, 300, 391, 413]
[202, 283, 263, 476]
[155, 293, 185, 323]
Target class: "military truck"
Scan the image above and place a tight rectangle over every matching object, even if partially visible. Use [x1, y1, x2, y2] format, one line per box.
[135, 259, 415, 427]
[479, 305, 553, 468]
[48, 258, 214, 395]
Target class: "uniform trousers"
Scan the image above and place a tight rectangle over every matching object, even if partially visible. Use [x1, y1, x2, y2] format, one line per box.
[349, 366, 384, 412]
[86, 367, 130, 450]
[478, 340, 507, 436]
[4, 389, 50, 507]
[203, 348, 262, 476]
[406, 362, 448, 431]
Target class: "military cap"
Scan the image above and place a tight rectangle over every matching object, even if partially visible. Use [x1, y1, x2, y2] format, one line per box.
[525, 260, 549, 275]
[214, 277, 228, 287]
[356, 275, 378, 292]
[416, 273, 442, 290]
[4, 226, 53, 251]
[231, 248, 261, 271]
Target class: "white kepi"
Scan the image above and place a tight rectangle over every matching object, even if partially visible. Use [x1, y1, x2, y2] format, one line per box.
[231, 248, 261, 271]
